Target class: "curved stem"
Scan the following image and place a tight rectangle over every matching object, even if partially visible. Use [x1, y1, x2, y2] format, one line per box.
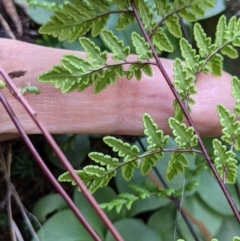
[0, 65, 124, 241]
[130, 0, 240, 224]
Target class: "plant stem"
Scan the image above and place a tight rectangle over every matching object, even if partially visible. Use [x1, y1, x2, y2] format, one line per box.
[0, 64, 124, 241]
[0, 91, 103, 241]
[137, 137, 201, 241]
[130, 0, 240, 224]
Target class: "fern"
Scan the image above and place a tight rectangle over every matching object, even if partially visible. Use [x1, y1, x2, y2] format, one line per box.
[212, 139, 238, 184]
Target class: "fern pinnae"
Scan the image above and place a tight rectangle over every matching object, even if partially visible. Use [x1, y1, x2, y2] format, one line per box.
[101, 29, 130, 61]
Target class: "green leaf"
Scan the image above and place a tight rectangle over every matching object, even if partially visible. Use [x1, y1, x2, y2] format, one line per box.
[206, 53, 223, 76]
[140, 154, 161, 175]
[173, 59, 195, 96]
[115, 13, 135, 30]
[32, 194, 68, 223]
[58, 166, 116, 193]
[154, 0, 172, 16]
[89, 0, 110, 11]
[165, 14, 182, 38]
[100, 193, 138, 213]
[194, 23, 211, 57]
[212, 139, 238, 184]
[101, 29, 130, 61]
[217, 104, 240, 144]
[91, 15, 110, 37]
[105, 218, 160, 241]
[39, 1, 110, 41]
[141, 64, 153, 77]
[221, 45, 238, 59]
[215, 15, 227, 48]
[113, 0, 131, 10]
[88, 152, 120, 170]
[79, 37, 107, 65]
[134, 0, 155, 31]
[32, 209, 95, 241]
[152, 28, 173, 53]
[131, 32, 152, 61]
[103, 136, 140, 161]
[168, 117, 198, 148]
[143, 113, 169, 150]
[179, 38, 200, 71]
[166, 153, 189, 181]
[232, 77, 240, 116]
[94, 66, 118, 93]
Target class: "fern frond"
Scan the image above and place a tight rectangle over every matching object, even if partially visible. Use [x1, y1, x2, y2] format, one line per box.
[179, 38, 200, 72]
[212, 139, 238, 184]
[101, 29, 130, 61]
[100, 193, 139, 213]
[232, 77, 240, 115]
[134, 0, 156, 31]
[131, 32, 152, 61]
[115, 13, 135, 30]
[88, 152, 120, 170]
[140, 153, 161, 175]
[58, 166, 117, 193]
[143, 113, 169, 150]
[152, 28, 173, 53]
[166, 153, 189, 181]
[39, 0, 132, 41]
[165, 14, 182, 38]
[113, 0, 131, 10]
[217, 104, 240, 144]
[79, 37, 107, 66]
[194, 23, 212, 58]
[168, 117, 198, 148]
[103, 136, 140, 160]
[127, 64, 153, 81]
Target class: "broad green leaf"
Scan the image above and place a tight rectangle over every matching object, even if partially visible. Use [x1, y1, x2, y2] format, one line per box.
[166, 153, 189, 181]
[131, 32, 152, 61]
[143, 113, 169, 150]
[194, 23, 211, 57]
[168, 117, 198, 148]
[101, 29, 130, 61]
[105, 218, 160, 241]
[165, 14, 182, 38]
[32, 209, 96, 241]
[79, 37, 107, 65]
[32, 194, 68, 223]
[212, 139, 238, 184]
[217, 104, 240, 144]
[152, 28, 173, 53]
